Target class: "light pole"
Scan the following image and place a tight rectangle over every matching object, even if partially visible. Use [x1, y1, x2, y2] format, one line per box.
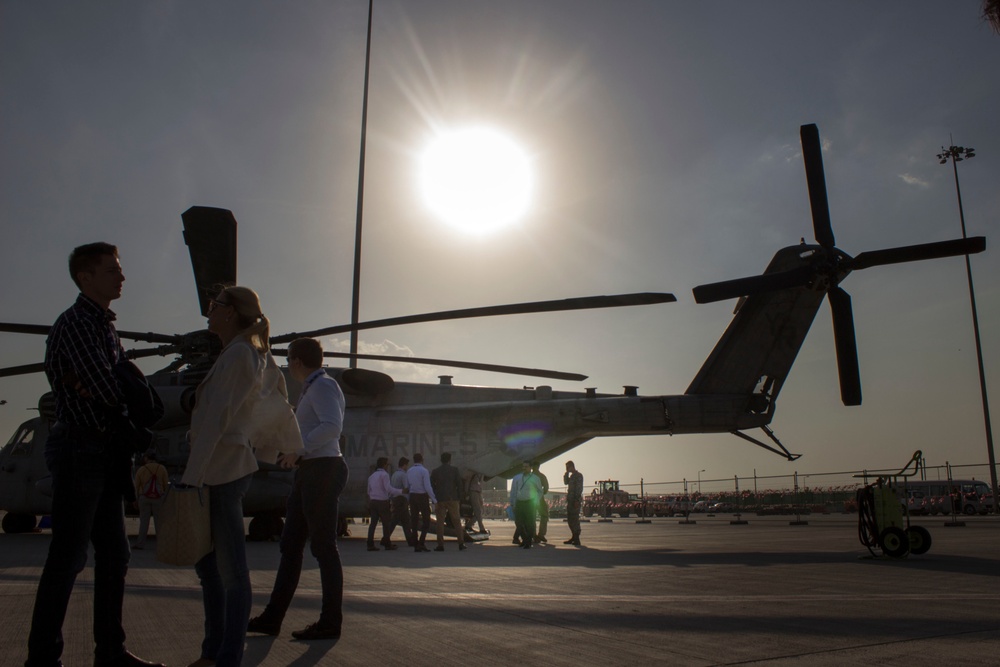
[698, 469, 705, 496]
[349, 0, 375, 368]
[937, 142, 998, 513]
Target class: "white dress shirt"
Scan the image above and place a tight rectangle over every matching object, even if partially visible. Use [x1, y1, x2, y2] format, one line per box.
[367, 468, 402, 501]
[295, 368, 346, 459]
[406, 463, 437, 504]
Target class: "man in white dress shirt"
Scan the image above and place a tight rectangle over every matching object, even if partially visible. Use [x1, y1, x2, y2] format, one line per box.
[406, 452, 436, 552]
[248, 338, 348, 642]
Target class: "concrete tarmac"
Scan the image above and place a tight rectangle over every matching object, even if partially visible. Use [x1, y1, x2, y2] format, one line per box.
[1, 513, 998, 666]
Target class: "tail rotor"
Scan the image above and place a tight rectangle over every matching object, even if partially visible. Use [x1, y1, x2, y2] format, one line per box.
[693, 124, 985, 406]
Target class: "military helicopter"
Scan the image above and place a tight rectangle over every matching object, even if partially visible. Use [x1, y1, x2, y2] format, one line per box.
[0, 124, 985, 540]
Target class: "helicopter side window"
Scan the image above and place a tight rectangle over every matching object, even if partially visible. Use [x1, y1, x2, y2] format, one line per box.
[3, 423, 35, 457]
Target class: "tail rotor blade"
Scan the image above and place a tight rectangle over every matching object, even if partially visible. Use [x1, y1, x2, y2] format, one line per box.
[182, 206, 238, 317]
[852, 237, 985, 271]
[801, 124, 836, 249]
[693, 266, 814, 304]
[828, 287, 861, 406]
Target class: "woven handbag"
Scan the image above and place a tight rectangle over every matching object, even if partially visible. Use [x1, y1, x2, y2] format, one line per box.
[155, 485, 212, 566]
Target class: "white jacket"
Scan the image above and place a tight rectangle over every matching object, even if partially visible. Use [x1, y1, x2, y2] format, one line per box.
[181, 337, 302, 487]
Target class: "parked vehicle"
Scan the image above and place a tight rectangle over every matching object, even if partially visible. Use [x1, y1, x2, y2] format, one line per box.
[901, 479, 992, 516]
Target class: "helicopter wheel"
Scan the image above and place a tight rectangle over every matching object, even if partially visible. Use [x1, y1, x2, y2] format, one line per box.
[878, 527, 909, 558]
[906, 525, 932, 556]
[1, 512, 37, 534]
[247, 514, 284, 542]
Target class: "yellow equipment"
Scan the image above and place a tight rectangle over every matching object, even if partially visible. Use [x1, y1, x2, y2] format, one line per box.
[856, 451, 932, 558]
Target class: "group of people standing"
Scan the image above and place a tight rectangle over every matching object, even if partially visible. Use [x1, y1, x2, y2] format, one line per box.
[365, 451, 468, 552]
[24, 242, 349, 667]
[510, 460, 584, 548]
[23, 240, 587, 667]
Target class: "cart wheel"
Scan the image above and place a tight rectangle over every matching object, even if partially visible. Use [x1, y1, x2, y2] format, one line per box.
[906, 525, 932, 555]
[879, 526, 909, 558]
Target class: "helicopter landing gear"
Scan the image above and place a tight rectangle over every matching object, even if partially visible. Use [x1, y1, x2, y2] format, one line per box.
[1, 512, 37, 533]
[247, 513, 284, 542]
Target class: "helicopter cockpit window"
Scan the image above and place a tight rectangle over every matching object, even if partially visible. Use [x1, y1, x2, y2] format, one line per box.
[3, 423, 35, 457]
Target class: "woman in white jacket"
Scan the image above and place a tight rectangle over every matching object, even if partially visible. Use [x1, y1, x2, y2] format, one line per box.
[182, 286, 301, 667]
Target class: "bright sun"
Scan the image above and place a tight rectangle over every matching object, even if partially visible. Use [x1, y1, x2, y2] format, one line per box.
[419, 126, 533, 234]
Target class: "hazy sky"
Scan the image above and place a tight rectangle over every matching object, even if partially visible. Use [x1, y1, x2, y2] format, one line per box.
[2, 1, 998, 495]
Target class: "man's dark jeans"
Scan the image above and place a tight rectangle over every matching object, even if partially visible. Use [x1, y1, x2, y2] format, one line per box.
[26, 424, 130, 666]
[263, 456, 348, 631]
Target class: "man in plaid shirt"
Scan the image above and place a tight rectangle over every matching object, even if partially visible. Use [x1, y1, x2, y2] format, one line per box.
[25, 242, 164, 667]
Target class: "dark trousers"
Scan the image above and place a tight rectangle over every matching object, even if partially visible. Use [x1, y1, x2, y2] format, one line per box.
[409, 492, 431, 546]
[389, 495, 414, 546]
[26, 424, 131, 666]
[567, 499, 582, 539]
[367, 499, 393, 546]
[537, 495, 549, 538]
[514, 499, 537, 545]
[263, 456, 348, 631]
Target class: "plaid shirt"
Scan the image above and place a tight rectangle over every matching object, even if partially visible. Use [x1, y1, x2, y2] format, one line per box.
[44, 293, 126, 430]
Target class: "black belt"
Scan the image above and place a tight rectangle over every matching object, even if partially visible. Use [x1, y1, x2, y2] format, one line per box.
[299, 456, 342, 465]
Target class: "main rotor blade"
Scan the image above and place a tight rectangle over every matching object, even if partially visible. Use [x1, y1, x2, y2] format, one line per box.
[117, 330, 184, 345]
[271, 347, 587, 381]
[271, 292, 676, 344]
[182, 206, 238, 317]
[0, 321, 182, 347]
[0, 322, 50, 336]
[126, 346, 181, 360]
[828, 287, 861, 406]
[0, 362, 45, 378]
[851, 237, 985, 271]
[801, 124, 835, 249]
[693, 266, 814, 304]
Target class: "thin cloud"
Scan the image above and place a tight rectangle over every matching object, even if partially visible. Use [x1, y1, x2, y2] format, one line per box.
[898, 173, 929, 188]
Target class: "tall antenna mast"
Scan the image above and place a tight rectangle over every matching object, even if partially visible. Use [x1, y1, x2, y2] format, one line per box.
[350, 0, 374, 368]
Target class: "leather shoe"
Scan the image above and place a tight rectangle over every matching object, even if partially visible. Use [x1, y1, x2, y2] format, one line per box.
[434, 545, 445, 551]
[96, 650, 166, 667]
[367, 545, 380, 551]
[459, 544, 467, 551]
[563, 539, 575, 544]
[247, 614, 281, 635]
[292, 623, 341, 641]
[382, 543, 398, 550]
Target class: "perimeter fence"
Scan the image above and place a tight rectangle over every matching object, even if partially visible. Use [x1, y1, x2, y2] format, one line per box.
[529, 461, 999, 518]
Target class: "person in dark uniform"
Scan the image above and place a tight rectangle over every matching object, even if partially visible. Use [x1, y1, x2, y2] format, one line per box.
[564, 460, 584, 546]
[532, 461, 550, 543]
